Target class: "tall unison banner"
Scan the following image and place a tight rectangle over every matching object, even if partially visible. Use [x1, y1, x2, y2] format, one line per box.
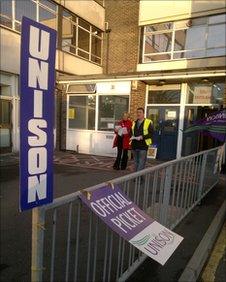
[79, 186, 183, 265]
[20, 17, 56, 211]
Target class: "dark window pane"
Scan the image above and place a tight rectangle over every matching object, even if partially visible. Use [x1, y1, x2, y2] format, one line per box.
[0, 100, 10, 124]
[78, 49, 89, 59]
[148, 90, 180, 104]
[0, 0, 12, 28]
[78, 27, 90, 52]
[91, 55, 101, 64]
[69, 96, 96, 130]
[92, 26, 102, 37]
[15, 0, 36, 22]
[78, 18, 90, 31]
[98, 96, 129, 131]
[91, 36, 101, 57]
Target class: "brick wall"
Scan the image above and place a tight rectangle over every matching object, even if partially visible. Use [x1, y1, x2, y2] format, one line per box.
[103, 0, 140, 74]
[130, 80, 146, 119]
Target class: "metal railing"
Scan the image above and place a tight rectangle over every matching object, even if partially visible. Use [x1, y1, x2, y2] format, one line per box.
[31, 145, 225, 282]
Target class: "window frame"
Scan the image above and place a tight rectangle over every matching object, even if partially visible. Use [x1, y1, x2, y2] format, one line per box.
[67, 92, 130, 133]
[61, 7, 103, 66]
[0, 0, 103, 66]
[142, 13, 226, 63]
[67, 93, 97, 131]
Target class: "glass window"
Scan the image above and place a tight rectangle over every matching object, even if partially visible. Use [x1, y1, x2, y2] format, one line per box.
[0, 0, 12, 28]
[145, 33, 172, 54]
[148, 90, 181, 104]
[78, 27, 90, 53]
[61, 8, 103, 65]
[62, 11, 77, 52]
[91, 36, 101, 61]
[68, 96, 96, 130]
[0, 100, 11, 124]
[142, 14, 226, 62]
[39, 1, 57, 30]
[15, 0, 36, 22]
[98, 96, 129, 131]
[186, 83, 224, 105]
[40, 0, 57, 12]
[78, 18, 90, 31]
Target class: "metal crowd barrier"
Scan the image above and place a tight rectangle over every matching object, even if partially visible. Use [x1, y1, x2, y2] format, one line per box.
[31, 145, 225, 282]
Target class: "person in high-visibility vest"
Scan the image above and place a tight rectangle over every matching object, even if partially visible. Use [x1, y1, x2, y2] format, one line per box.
[131, 107, 153, 171]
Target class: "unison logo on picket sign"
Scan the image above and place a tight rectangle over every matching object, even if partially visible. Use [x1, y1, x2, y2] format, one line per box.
[20, 17, 56, 211]
[131, 228, 175, 254]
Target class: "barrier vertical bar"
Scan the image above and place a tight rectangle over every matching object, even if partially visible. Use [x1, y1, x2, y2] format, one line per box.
[198, 153, 207, 201]
[31, 207, 45, 282]
[160, 165, 173, 226]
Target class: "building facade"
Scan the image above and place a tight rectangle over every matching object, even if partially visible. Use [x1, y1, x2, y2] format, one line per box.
[58, 0, 226, 160]
[1, 0, 226, 160]
[0, 0, 105, 153]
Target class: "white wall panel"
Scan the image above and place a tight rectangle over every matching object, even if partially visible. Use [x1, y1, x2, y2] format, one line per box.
[66, 129, 117, 157]
[139, 0, 226, 26]
[0, 28, 102, 76]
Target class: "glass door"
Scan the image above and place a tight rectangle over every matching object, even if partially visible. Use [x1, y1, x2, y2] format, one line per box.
[147, 106, 179, 160]
[146, 84, 181, 160]
[0, 99, 12, 153]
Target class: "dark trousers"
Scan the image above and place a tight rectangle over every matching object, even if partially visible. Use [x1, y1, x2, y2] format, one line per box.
[113, 137, 128, 170]
[132, 149, 147, 171]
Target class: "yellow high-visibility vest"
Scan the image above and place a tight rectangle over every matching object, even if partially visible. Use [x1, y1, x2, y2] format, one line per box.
[132, 118, 152, 146]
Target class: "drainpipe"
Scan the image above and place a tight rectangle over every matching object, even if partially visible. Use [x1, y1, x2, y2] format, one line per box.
[105, 28, 111, 74]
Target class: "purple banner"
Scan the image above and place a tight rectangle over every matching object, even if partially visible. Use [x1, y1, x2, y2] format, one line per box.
[79, 185, 183, 265]
[20, 17, 56, 211]
[79, 186, 154, 241]
[185, 109, 226, 142]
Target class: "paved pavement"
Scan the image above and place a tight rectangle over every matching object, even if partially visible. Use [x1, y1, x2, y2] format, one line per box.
[0, 153, 225, 282]
[127, 174, 226, 282]
[200, 222, 226, 282]
[0, 151, 161, 171]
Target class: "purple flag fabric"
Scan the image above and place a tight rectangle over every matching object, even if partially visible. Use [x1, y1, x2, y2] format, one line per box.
[184, 109, 226, 142]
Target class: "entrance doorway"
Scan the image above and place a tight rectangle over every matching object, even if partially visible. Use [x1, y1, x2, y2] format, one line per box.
[0, 99, 12, 153]
[147, 106, 179, 160]
[146, 84, 181, 160]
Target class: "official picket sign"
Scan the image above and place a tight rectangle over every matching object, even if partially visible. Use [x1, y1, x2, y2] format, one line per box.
[79, 185, 183, 265]
[20, 17, 57, 211]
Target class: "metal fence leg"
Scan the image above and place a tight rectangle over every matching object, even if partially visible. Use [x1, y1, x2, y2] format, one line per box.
[197, 153, 207, 203]
[31, 207, 45, 282]
[159, 165, 173, 226]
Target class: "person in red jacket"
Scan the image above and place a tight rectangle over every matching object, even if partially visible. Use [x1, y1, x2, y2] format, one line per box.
[113, 112, 132, 170]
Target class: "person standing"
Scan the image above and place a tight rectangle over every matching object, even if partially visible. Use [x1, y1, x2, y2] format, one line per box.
[113, 112, 132, 170]
[131, 108, 153, 171]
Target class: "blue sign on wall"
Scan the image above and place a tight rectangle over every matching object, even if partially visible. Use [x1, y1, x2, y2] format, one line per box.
[20, 17, 57, 211]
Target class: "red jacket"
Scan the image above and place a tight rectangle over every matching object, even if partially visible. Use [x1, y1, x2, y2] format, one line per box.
[113, 119, 132, 150]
